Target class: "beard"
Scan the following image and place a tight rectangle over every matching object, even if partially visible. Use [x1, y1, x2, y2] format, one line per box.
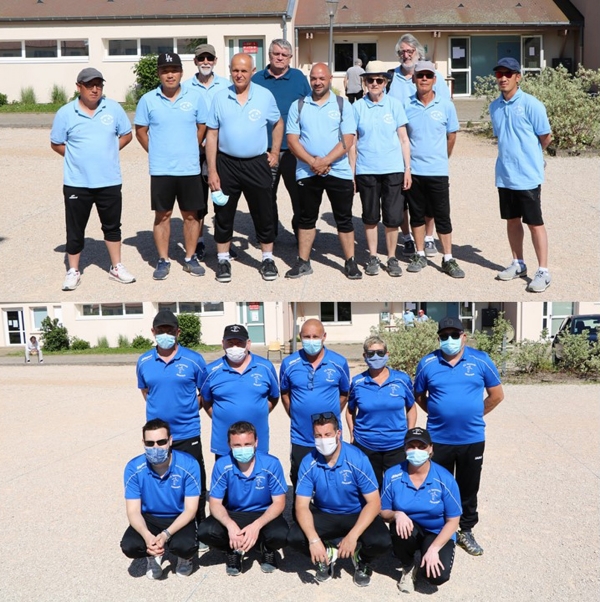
[199, 65, 213, 76]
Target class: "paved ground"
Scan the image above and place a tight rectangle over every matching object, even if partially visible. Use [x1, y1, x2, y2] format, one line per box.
[1, 362, 598, 602]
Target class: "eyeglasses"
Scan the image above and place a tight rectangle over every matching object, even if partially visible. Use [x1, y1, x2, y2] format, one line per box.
[439, 332, 463, 341]
[311, 412, 336, 422]
[80, 82, 104, 89]
[399, 48, 416, 56]
[365, 77, 386, 85]
[365, 350, 386, 358]
[144, 438, 169, 447]
[495, 71, 516, 79]
[271, 52, 291, 58]
[197, 54, 215, 61]
[415, 72, 435, 80]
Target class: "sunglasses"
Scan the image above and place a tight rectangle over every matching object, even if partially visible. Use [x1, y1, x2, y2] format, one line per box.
[365, 350, 386, 358]
[311, 411, 336, 422]
[415, 72, 435, 80]
[144, 438, 169, 447]
[495, 71, 516, 79]
[365, 77, 386, 85]
[439, 332, 463, 341]
[80, 82, 104, 89]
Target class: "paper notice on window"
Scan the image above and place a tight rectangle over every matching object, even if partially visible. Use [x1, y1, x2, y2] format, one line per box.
[452, 47, 466, 59]
[529, 46, 536, 56]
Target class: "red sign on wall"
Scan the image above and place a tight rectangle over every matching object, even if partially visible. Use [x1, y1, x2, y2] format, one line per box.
[248, 302, 261, 311]
[242, 41, 259, 54]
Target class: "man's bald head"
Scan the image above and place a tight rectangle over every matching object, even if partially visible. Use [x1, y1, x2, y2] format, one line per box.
[300, 318, 325, 339]
[309, 63, 332, 99]
[310, 62, 331, 79]
[230, 53, 255, 92]
[230, 52, 254, 70]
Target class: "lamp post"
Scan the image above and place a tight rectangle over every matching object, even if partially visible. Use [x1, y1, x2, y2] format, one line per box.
[326, 0, 340, 72]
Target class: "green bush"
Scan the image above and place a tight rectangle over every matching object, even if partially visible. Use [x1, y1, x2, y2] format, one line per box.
[132, 54, 160, 101]
[512, 338, 552, 375]
[470, 312, 513, 369]
[20, 86, 37, 104]
[117, 334, 131, 348]
[51, 84, 68, 105]
[132, 335, 154, 350]
[124, 86, 137, 106]
[177, 313, 202, 348]
[0, 93, 8, 106]
[96, 336, 110, 349]
[555, 330, 600, 374]
[70, 337, 91, 350]
[40, 317, 70, 351]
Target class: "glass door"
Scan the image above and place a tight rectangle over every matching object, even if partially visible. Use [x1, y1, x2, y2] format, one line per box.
[5, 309, 25, 345]
[449, 37, 471, 96]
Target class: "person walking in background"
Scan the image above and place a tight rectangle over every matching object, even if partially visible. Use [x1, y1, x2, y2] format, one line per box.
[344, 59, 365, 104]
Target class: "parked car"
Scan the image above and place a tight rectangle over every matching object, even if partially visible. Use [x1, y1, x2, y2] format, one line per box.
[551, 314, 600, 363]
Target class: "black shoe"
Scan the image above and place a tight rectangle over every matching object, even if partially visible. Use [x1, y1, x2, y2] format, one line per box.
[225, 550, 242, 576]
[402, 239, 416, 256]
[352, 552, 372, 587]
[259, 543, 277, 573]
[285, 258, 313, 279]
[260, 258, 278, 281]
[195, 241, 206, 262]
[344, 257, 363, 280]
[216, 260, 232, 283]
[364, 255, 380, 276]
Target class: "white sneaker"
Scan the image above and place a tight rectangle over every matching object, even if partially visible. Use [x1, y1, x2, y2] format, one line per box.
[109, 263, 136, 284]
[62, 268, 81, 291]
[146, 555, 163, 580]
[175, 556, 193, 577]
[527, 269, 551, 293]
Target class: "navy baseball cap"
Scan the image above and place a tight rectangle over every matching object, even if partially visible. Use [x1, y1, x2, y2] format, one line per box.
[223, 324, 249, 341]
[404, 427, 432, 447]
[437, 317, 464, 333]
[493, 57, 521, 73]
[153, 309, 178, 329]
[157, 52, 182, 68]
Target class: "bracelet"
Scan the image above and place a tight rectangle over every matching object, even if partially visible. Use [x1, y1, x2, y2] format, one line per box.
[308, 538, 321, 545]
[162, 529, 172, 540]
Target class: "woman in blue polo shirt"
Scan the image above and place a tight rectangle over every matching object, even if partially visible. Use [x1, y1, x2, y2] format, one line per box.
[381, 427, 461, 593]
[346, 335, 417, 487]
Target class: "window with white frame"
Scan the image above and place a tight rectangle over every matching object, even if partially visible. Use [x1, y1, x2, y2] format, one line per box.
[334, 42, 377, 73]
[0, 39, 88, 60]
[521, 36, 543, 74]
[448, 37, 471, 95]
[542, 302, 574, 338]
[79, 303, 143, 317]
[320, 302, 352, 324]
[31, 306, 48, 330]
[158, 302, 224, 316]
[107, 37, 207, 58]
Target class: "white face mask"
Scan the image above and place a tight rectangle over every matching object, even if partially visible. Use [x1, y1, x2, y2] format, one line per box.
[225, 346, 247, 363]
[315, 436, 338, 457]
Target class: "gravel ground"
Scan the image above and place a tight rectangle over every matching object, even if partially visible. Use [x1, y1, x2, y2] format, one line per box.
[2, 363, 599, 602]
[0, 127, 598, 302]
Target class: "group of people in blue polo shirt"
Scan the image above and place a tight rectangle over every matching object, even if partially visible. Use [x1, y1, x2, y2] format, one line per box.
[120, 309, 504, 592]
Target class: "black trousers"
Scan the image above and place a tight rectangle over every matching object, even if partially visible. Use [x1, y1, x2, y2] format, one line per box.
[352, 440, 406, 489]
[432, 441, 485, 531]
[120, 513, 198, 560]
[390, 522, 455, 586]
[172, 436, 207, 523]
[287, 508, 391, 563]
[270, 150, 302, 235]
[197, 511, 289, 552]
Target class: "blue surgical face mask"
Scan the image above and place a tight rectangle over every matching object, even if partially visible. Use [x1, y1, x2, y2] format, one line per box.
[365, 354, 388, 370]
[302, 338, 323, 356]
[211, 190, 229, 206]
[440, 337, 462, 356]
[145, 446, 169, 465]
[406, 449, 430, 467]
[155, 333, 176, 350]
[232, 446, 256, 464]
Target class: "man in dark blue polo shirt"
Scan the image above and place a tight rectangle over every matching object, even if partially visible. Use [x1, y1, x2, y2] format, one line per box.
[287, 413, 391, 586]
[414, 316, 504, 556]
[121, 419, 200, 579]
[197, 421, 289, 575]
[252, 38, 311, 237]
[136, 309, 208, 528]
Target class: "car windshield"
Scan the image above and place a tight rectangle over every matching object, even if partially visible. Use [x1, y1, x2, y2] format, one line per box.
[570, 316, 600, 334]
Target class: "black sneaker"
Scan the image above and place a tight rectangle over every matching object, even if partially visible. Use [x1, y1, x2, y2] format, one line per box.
[195, 241, 206, 261]
[259, 543, 277, 573]
[406, 254, 427, 273]
[352, 550, 372, 587]
[365, 256, 380, 276]
[441, 258, 465, 279]
[225, 550, 242, 576]
[402, 239, 416, 256]
[216, 260, 232, 283]
[285, 258, 313, 279]
[383, 257, 403, 277]
[260, 258, 278, 281]
[457, 530, 483, 556]
[344, 257, 363, 280]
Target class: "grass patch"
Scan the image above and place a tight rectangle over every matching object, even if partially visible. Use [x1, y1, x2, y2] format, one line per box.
[7, 344, 220, 357]
[0, 102, 137, 114]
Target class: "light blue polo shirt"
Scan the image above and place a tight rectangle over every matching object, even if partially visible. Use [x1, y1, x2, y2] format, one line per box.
[207, 82, 280, 158]
[209, 450, 287, 512]
[280, 347, 350, 447]
[348, 368, 415, 451]
[404, 92, 459, 176]
[414, 346, 502, 445]
[200, 353, 280, 456]
[286, 92, 357, 180]
[490, 88, 551, 190]
[182, 73, 230, 106]
[50, 97, 131, 188]
[353, 94, 408, 175]
[136, 345, 207, 441]
[124, 450, 201, 518]
[388, 67, 451, 104]
[134, 85, 208, 176]
[296, 442, 379, 514]
[381, 460, 461, 538]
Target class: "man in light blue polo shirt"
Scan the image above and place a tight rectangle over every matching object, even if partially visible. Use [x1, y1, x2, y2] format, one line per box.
[490, 57, 553, 293]
[197, 421, 289, 576]
[286, 62, 362, 280]
[50, 67, 134, 291]
[135, 52, 208, 281]
[200, 324, 279, 457]
[287, 412, 391, 586]
[404, 61, 464, 279]
[414, 316, 504, 557]
[351, 60, 411, 277]
[136, 309, 208, 528]
[120, 419, 200, 579]
[206, 53, 283, 283]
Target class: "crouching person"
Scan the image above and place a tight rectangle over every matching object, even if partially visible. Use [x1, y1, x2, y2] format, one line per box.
[120, 419, 200, 579]
[197, 421, 289, 575]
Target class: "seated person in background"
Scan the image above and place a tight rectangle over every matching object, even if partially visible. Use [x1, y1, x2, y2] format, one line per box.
[25, 336, 43, 363]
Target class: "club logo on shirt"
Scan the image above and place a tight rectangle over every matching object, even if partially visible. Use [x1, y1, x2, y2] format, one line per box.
[171, 474, 182, 489]
[514, 104, 525, 116]
[248, 109, 262, 121]
[323, 368, 336, 382]
[428, 487, 442, 504]
[100, 114, 114, 126]
[328, 110, 341, 120]
[464, 363, 475, 377]
[180, 101, 194, 112]
[383, 113, 393, 124]
[340, 469, 353, 485]
[255, 475, 266, 490]
[252, 373, 263, 387]
[175, 363, 188, 377]
[389, 383, 401, 397]
[430, 110, 444, 122]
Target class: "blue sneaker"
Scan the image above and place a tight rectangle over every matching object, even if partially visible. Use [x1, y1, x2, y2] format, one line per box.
[183, 254, 205, 277]
[153, 259, 170, 280]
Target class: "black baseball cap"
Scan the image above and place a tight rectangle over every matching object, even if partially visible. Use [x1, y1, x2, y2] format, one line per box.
[153, 309, 178, 329]
[437, 317, 464, 333]
[77, 67, 105, 83]
[223, 324, 249, 341]
[404, 427, 432, 447]
[157, 52, 182, 68]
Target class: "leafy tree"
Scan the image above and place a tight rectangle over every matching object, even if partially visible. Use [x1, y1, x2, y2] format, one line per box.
[40, 317, 70, 351]
[132, 54, 160, 101]
[177, 313, 202, 348]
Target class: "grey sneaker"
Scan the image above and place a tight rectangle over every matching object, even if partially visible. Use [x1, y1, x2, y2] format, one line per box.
[62, 268, 81, 291]
[397, 564, 416, 593]
[216, 260, 232, 283]
[314, 542, 337, 583]
[146, 555, 163, 580]
[344, 257, 363, 280]
[197, 541, 209, 555]
[383, 257, 403, 277]
[457, 530, 484, 556]
[424, 240, 438, 257]
[527, 269, 551, 293]
[497, 262, 527, 281]
[402, 239, 416, 256]
[285, 257, 313, 279]
[406, 254, 427, 273]
[351, 549, 372, 587]
[365, 256, 380, 276]
[153, 259, 171, 280]
[441, 258, 465, 278]
[183, 254, 206, 277]
[225, 550, 242, 576]
[260, 258, 279, 281]
[175, 557, 193, 577]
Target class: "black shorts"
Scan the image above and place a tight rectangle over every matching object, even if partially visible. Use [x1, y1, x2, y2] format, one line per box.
[356, 173, 405, 228]
[498, 186, 543, 225]
[151, 175, 205, 213]
[406, 174, 452, 234]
